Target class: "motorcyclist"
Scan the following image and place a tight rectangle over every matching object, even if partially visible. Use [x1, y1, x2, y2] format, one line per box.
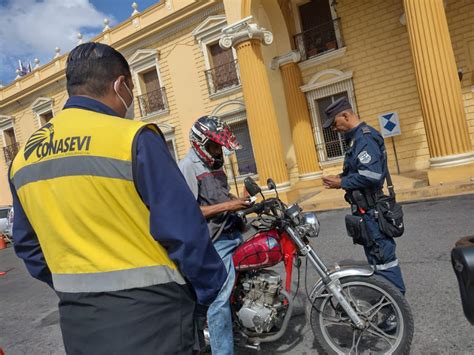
[179, 116, 251, 355]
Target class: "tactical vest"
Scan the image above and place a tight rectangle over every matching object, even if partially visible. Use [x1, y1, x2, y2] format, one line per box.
[10, 108, 185, 293]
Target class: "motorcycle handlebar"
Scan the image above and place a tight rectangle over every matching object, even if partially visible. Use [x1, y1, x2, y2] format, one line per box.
[236, 203, 263, 218]
[236, 198, 282, 218]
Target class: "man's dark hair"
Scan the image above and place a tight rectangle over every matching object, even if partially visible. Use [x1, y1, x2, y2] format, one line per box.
[66, 42, 131, 97]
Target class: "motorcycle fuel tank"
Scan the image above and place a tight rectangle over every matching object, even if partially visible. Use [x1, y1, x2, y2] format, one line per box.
[233, 230, 283, 271]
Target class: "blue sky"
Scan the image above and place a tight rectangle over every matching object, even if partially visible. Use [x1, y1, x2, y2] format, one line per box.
[0, 0, 160, 86]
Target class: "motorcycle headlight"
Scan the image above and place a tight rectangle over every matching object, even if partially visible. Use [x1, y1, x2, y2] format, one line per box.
[299, 212, 320, 238]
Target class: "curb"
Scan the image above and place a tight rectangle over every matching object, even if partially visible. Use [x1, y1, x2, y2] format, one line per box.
[300, 182, 474, 212]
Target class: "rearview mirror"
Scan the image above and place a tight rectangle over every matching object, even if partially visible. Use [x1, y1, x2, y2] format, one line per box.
[244, 177, 261, 197]
[267, 178, 276, 191]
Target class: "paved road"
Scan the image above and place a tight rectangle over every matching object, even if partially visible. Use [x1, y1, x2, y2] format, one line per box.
[1, 194, 473, 354]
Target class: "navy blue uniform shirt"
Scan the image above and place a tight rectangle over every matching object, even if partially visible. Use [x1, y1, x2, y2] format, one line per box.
[9, 96, 227, 306]
[341, 122, 387, 191]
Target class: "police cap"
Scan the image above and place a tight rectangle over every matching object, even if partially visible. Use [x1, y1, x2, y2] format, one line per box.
[323, 96, 353, 128]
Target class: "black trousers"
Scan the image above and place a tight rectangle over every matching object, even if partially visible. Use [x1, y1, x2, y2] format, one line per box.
[56, 282, 196, 355]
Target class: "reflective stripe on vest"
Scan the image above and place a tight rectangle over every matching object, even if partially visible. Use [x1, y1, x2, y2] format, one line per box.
[12, 155, 132, 190]
[10, 108, 184, 293]
[53, 265, 185, 293]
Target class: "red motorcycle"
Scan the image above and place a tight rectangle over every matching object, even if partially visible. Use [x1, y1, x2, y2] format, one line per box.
[201, 177, 413, 354]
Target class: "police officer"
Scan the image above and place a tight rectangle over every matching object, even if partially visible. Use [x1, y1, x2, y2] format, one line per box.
[322, 97, 406, 333]
[9, 43, 227, 354]
[321, 97, 406, 295]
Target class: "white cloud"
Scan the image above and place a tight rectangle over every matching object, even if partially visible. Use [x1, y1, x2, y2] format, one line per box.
[0, 0, 113, 85]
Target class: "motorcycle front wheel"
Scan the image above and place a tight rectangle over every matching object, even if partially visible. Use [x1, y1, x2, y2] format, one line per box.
[307, 275, 413, 355]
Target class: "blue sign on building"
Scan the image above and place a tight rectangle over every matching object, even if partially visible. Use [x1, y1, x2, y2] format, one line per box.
[378, 111, 401, 138]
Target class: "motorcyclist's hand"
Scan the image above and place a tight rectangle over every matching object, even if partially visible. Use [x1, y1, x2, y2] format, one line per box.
[225, 198, 251, 212]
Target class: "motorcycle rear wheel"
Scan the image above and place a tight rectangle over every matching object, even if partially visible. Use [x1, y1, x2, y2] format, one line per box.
[307, 275, 413, 355]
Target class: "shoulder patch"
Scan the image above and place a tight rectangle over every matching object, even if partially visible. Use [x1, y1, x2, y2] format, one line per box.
[361, 126, 371, 135]
[357, 150, 372, 164]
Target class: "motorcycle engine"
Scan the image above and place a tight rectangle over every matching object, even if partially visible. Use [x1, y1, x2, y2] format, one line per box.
[236, 270, 284, 333]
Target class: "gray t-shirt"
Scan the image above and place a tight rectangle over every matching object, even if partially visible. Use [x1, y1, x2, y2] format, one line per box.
[178, 149, 232, 238]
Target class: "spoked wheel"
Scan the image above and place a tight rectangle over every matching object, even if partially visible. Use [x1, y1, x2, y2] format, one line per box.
[307, 275, 413, 354]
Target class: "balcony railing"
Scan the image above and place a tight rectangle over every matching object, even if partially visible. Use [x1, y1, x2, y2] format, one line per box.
[205, 59, 241, 96]
[137, 87, 168, 117]
[3, 142, 19, 165]
[294, 19, 343, 61]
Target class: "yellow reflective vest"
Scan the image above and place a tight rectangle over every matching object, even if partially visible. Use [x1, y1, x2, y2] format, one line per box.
[10, 108, 185, 293]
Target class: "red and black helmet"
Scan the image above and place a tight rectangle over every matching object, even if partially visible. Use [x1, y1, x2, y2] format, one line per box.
[190, 115, 241, 168]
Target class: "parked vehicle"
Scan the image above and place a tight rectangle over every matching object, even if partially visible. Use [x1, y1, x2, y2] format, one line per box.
[0, 206, 12, 238]
[452, 236, 474, 325]
[198, 177, 414, 354]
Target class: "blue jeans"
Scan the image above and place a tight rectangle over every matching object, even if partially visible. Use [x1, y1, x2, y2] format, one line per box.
[207, 231, 242, 355]
[362, 210, 406, 294]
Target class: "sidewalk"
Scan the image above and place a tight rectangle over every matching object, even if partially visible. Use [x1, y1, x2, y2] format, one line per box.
[298, 171, 474, 211]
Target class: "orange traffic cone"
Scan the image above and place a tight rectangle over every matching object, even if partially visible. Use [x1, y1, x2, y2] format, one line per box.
[0, 235, 7, 250]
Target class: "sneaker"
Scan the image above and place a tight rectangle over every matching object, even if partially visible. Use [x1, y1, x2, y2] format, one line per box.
[377, 313, 397, 334]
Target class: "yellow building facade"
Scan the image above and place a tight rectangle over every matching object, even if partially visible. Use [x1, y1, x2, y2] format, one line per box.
[0, 0, 473, 205]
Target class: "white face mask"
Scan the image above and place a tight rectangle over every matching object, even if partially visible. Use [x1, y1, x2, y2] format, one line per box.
[114, 80, 135, 119]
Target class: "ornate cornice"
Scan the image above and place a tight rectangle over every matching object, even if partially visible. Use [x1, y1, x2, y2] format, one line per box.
[300, 70, 353, 93]
[31, 97, 53, 114]
[0, 115, 13, 125]
[219, 16, 273, 49]
[0, 115, 14, 129]
[192, 15, 227, 41]
[122, 2, 224, 56]
[129, 49, 159, 70]
[270, 50, 301, 70]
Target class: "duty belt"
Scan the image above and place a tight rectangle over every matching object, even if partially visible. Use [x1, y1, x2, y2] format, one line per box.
[346, 188, 383, 211]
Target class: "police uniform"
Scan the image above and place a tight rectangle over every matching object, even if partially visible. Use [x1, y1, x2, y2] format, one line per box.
[324, 97, 406, 294]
